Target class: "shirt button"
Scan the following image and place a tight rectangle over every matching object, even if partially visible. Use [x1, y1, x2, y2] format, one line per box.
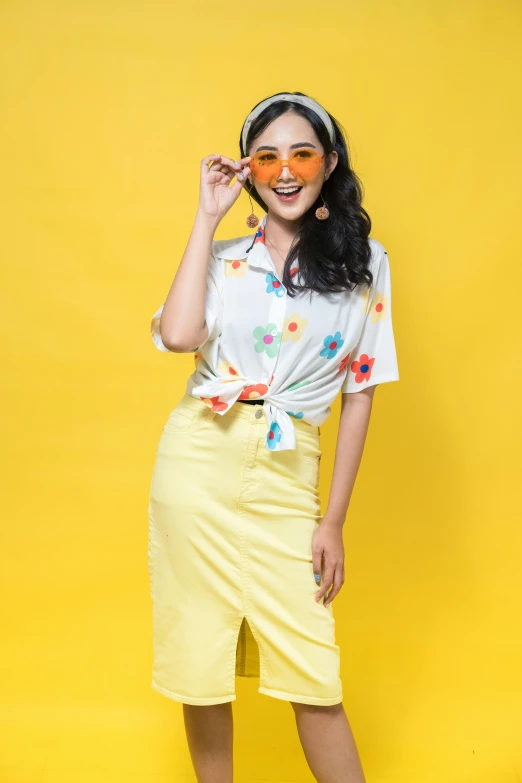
[255, 409, 263, 419]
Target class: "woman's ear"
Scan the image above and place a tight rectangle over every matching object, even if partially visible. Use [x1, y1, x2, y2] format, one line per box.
[326, 150, 339, 179]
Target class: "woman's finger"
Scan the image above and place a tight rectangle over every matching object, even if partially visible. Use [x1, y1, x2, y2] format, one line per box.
[324, 566, 344, 607]
[210, 154, 241, 172]
[315, 559, 335, 603]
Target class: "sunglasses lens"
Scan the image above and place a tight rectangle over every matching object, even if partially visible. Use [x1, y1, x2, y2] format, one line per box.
[290, 149, 323, 178]
[249, 150, 323, 182]
[249, 153, 280, 182]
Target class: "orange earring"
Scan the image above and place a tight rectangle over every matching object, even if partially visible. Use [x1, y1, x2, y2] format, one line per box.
[246, 183, 259, 228]
[315, 190, 329, 220]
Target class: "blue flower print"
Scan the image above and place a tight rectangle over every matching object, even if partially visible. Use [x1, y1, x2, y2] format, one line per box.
[266, 421, 282, 449]
[320, 331, 344, 359]
[265, 272, 285, 297]
[286, 411, 304, 419]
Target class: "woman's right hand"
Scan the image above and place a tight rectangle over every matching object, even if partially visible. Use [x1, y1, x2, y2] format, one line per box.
[197, 153, 252, 224]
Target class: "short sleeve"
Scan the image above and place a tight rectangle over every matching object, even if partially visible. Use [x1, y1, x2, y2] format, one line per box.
[150, 247, 224, 353]
[341, 246, 399, 392]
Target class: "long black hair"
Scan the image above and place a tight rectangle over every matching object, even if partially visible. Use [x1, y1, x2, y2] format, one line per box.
[239, 91, 374, 297]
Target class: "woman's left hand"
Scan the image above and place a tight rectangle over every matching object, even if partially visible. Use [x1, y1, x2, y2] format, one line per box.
[311, 518, 345, 607]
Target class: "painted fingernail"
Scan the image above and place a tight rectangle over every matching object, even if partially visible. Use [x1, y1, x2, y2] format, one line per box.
[314, 573, 321, 583]
[325, 602, 331, 608]
[238, 173, 244, 180]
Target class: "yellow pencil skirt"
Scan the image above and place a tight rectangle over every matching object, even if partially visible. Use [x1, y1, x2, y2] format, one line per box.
[148, 392, 343, 706]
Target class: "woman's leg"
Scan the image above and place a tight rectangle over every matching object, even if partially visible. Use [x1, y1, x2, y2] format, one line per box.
[183, 702, 234, 783]
[291, 702, 366, 783]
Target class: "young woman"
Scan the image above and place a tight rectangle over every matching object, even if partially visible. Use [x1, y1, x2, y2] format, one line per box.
[148, 91, 399, 783]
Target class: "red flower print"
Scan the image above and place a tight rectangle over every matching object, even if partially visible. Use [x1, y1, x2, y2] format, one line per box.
[338, 354, 350, 373]
[225, 258, 247, 278]
[200, 396, 228, 412]
[289, 265, 299, 277]
[253, 225, 267, 246]
[350, 353, 375, 384]
[239, 383, 269, 400]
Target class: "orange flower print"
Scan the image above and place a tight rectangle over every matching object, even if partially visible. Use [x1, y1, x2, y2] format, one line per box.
[194, 350, 203, 368]
[226, 258, 247, 278]
[338, 354, 350, 373]
[282, 312, 308, 343]
[218, 360, 244, 380]
[368, 291, 388, 323]
[200, 396, 228, 412]
[238, 383, 269, 400]
[350, 353, 375, 385]
[289, 263, 299, 278]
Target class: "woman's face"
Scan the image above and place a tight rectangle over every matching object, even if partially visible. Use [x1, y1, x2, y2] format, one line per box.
[246, 111, 338, 223]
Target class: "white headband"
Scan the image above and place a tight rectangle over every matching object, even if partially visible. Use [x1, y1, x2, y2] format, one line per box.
[241, 93, 336, 153]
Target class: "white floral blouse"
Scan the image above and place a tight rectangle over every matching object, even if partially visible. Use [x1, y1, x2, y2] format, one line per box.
[151, 213, 400, 452]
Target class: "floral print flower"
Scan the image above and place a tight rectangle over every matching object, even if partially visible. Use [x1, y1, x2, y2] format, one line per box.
[253, 225, 267, 245]
[225, 258, 247, 278]
[350, 353, 375, 385]
[368, 291, 388, 324]
[266, 272, 285, 297]
[287, 411, 304, 419]
[200, 396, 228, 412]
[239, 383, 269, 400]
[266, 421, 282, 449]
[253, 323, 282, 358]
[218, 360, 243, 380]
[282, 312, 308, 343]
[320, 331, 344, 359]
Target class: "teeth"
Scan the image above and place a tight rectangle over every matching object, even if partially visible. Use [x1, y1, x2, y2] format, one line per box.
[274, 187, 300, 194]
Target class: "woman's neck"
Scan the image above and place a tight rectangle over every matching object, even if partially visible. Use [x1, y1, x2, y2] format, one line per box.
[264, 213, 300, 257]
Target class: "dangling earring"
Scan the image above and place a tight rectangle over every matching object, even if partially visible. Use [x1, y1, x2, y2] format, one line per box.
[315, 190, 330, 220]
[245, 181, 259, 228]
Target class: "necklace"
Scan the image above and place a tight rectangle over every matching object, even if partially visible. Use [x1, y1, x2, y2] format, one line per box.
[265, 232, 292, 278]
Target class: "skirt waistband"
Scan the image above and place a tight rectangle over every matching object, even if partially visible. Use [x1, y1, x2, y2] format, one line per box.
[176, 392, 319, 435]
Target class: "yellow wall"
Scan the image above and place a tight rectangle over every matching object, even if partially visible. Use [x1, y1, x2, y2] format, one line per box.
[2, 1, 521, 781]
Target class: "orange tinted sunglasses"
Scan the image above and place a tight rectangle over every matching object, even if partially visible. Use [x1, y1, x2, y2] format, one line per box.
[248, 148, 326, 183]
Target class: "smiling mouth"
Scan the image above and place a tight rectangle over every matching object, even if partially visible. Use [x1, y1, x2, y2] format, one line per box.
[272, 186, 303, 201]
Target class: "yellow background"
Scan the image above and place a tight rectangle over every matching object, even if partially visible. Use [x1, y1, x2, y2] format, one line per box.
[1, 1, 521, 781]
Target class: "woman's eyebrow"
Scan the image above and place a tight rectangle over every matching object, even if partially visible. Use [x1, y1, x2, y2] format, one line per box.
[254, 142, 318, 152]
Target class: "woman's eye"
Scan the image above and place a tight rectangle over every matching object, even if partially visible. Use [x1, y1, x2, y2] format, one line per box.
[258, 153, 277, 163]
[294, 149, 314, 158]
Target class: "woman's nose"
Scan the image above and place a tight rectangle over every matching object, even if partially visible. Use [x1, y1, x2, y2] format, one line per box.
[277, 163, 295, 180]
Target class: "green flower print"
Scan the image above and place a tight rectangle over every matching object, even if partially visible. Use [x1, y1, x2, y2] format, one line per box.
[253, 323, 282, 358]
[287, 379, 312, 391]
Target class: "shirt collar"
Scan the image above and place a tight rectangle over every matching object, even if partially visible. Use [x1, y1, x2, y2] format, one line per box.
[215, 214, 297, 277]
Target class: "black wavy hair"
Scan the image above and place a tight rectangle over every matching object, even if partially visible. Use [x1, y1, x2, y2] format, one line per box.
[239, 91, 374, 297]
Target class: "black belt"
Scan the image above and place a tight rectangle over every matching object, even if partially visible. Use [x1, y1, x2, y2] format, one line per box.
[237, 398, 264, 405]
